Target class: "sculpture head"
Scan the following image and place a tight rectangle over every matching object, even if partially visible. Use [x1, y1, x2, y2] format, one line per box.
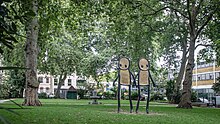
[118, 57, 130, 70]
[138, 58, 149, 71]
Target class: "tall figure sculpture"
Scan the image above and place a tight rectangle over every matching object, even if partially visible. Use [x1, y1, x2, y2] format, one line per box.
[135, 58, 156, 114]
[113, 57, 135, 113]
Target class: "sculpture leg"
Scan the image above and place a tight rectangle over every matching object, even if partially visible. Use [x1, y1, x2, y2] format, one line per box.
[129, 85, 133, 113]
[146, 86, 150, 114]
[136, 85, 141, 113]
[118, 84, 121, 113]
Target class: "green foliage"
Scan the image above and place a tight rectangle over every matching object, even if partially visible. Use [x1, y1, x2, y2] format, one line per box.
[165, 80, 181, 104]
[191, 91, 198, 102]
[103, 91, 115, 99]
[121, 89, 128, 100]
[131, 91, 138, 100]
[0, 83, 10, 99]
[77, 89, 88, 99]
[215, 39, 220, 65]
[38, 92, 48, 99]
[150, 92, 165, 101]
[212, 77, 220, 95]
[110, 86, 117, 98]
[7, 70, 25, 98]
[0, 0, 18, 54]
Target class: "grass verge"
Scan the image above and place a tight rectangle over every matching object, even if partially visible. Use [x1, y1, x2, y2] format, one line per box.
[0, 99, 219, 124]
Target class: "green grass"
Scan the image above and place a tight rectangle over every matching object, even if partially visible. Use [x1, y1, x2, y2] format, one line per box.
[0, 99, 220, 124]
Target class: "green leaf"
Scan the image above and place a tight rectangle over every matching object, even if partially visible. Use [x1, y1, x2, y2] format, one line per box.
[0, 48, 3, 53]
[1, 39, 13, 49]
[0, 67, 30, 70]
[3, 0, 12, 2]
[5, 36, 18, 43]
[11, 22, 16, 32]
[25, 10, 36, 17]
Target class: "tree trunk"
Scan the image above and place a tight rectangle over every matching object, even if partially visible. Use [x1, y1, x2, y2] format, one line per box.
[19, 88, 24, 98]
[177, 40, 195, 108]
[174, 40, 187, 103]
[177, 3, 196, 109]
[23, 0, 41, 106]
[55, 72, 67, 98]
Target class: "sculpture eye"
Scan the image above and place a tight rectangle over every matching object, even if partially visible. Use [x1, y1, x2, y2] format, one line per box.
[146, 65, 148, 67]
[141, 65, 143, 68]
[120, 64, 122, 67]
[125, 65, 127, 68]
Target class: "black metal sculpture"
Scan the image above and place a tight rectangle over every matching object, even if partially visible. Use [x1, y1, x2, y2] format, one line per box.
[135, 58, 156, 114]
[113, 57, 135, 113]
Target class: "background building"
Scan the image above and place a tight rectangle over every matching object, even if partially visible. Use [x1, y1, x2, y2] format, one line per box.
[37, 73, 77, 98]
[192, 60, 220, 100]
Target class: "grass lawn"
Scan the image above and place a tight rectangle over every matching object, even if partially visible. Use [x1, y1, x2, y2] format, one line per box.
[0, 99, 220, 124]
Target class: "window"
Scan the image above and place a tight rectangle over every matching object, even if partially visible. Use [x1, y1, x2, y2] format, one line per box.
[38, 77, 43, 83]
[210, 73, 214, 79]
[205, 63, 210, 67]
[201, 62, 205, 68]
[54, 78, 58, 85]
[68, 79, 72, 86]
[201, 74, 206, 80]
[40, 87, 44, 93]
[193, 75, 196, 81]
[46, 77, 49, 83]
[216, 72, 220, 78]
[46, 87, 50, 93]
[197, 75, 201, 80]
[206, 73, 210, 80]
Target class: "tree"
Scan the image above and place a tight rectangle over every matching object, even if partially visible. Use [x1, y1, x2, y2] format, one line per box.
[212, 78, 220, 95]
[157, 0, 219, 108]
[7, 70, 25, 98]
[37, 1, 89, 98]
[0, 0, 18, 53]
[22, 0, 41, 106]
[176, 0, 219, 108]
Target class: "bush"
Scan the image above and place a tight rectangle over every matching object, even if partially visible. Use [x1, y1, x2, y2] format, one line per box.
[0, 83, 10, 99]
[77, 89, 88, 99]
[150, 92, 164, 101]
[212, 77, 220, 95]
[165, 80, 181, 104]
[38, 92, 47, 99]
[191, 91, 198, 102]
[103, 91, 115, 99]
[131, 91, 138, 100]
[121, 89, 128, 100]
[97, 91, 103, 96]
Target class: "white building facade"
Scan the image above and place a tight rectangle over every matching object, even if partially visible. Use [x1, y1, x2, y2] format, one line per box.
[37, 73, 77, 98]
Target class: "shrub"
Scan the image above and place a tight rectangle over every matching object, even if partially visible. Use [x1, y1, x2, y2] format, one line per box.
[121, 89, 128, 100]
[212, 77, 220, 95]
[150, 92, 164, 101]
[103, 91, 115, 99]
[77, 89, 88, 99]
[0, 83, 10, 99]
[131, 91, 138, 100]
[191, 91, 198, 102]
[38, 92, 47, 99]
[165, 80, 181, 104]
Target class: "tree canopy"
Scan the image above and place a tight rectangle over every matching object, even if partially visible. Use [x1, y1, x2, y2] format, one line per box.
[1, 0, 219, 107]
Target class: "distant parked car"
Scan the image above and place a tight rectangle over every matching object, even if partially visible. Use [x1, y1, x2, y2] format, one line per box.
[198, 98, 209, 103]
[48, 94, 55, 98]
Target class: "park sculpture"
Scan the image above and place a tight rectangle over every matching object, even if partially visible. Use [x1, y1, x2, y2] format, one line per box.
[135, 58, 156, 114]
[113, 57, 136, 113]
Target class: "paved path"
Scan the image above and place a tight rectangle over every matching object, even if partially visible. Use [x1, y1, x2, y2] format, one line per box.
[0, 99, 10, 103]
